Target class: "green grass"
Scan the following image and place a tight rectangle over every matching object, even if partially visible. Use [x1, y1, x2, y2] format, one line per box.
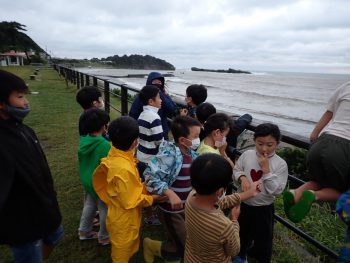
[0, 66, 344, 262]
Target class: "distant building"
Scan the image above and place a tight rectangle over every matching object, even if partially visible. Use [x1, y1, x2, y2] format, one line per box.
[0, 51, 26, 66]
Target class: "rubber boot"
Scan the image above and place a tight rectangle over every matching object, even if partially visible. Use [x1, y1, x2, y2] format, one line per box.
[143, 237, 162, 263]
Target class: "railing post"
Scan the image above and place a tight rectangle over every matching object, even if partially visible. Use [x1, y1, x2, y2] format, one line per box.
[76, 72, 80, 89]
[93, 77, 97, 87]
[104, 81, 110, 113]
[80, 73, 84, 87]
[73, 71, 76, 85]
[85, 75, 90, 86]
[121, 85, 128, 116]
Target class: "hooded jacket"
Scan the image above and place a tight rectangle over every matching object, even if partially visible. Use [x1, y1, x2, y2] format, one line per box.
[93, 146, 153, 262]
[78, 135, 111, 199]
[129, 72, 177, 139]
[0, 119, 62, 245]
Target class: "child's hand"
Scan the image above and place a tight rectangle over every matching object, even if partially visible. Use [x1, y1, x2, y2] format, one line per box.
[240, 176, 251, 192]
[165, 189, 183, 210]
[180, 108, 188, 116]
[231, 205, 241, 221]
[152, 195, 169, 203]
[258, 153, 270, 174]
[249, 180, 262, 196]
[218, 142, 228, 153]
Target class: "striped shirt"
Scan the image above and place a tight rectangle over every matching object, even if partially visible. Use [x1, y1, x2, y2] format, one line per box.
[137, 105, 164, 164]
[159, 153, 192, 213]
[184, 191, 241, 263]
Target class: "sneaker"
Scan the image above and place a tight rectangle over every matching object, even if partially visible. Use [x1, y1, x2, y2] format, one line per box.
[144, 215, 161, 226]
[79, 231, 98, 241]
[98, 238, 110, 246]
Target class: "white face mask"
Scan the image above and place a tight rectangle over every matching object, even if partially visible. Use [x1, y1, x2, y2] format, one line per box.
[190, 137, 200, 150]
[218, 189, 226, 201]
[98, 100, 105, 110]
[214, 136, 227, 148]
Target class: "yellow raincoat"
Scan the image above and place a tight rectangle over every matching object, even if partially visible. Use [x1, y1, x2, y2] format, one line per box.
[93, 146, 153, 262]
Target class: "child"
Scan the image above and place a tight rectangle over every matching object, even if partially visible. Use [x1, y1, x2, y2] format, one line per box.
[180, 84, 207, 118]
[284, 81, 350, 223]
[78, 108, 111, 245]
[129, 72, 177, 139]
[233, 123, 288, 262]
[197, 113, 234, 167]
[92, 116, 164, 263]
[185, 153, 260, 263]
[0, 70, 63, 262]
[143, 116, 202, 263]
[137, 85, 163, 175]
[76, 86, 105, 136]
[196, 102, 252, 159]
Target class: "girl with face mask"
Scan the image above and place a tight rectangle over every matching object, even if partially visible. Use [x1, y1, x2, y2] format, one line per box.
[196, 113, 234, 168]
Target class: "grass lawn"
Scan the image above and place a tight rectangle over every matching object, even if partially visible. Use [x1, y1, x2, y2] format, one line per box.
[0, 66, 344, 263]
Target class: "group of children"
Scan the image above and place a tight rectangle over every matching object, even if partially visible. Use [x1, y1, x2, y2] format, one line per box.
[2, 67, 349, 263]
[72, 71, 293, 263]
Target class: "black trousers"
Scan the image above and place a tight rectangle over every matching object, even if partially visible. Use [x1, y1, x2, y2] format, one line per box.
[238, 202, 274, 263]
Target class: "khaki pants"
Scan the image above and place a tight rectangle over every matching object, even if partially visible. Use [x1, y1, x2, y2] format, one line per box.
[157, 209, 186, 261]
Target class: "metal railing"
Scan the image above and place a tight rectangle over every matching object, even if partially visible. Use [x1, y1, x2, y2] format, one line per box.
[54, 64, 339, 259]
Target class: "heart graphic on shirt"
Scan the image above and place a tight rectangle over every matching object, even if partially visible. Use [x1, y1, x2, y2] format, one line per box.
[250, 169, 263, 182]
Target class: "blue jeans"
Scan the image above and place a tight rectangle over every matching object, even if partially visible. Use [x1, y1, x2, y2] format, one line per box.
[10, 224, 64, 263]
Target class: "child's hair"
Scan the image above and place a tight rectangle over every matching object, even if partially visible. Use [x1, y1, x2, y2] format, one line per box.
[203, 113, 232, 137]
[196, 102, 216, 124]
[191, 153, 232, 195]
[82, 108, 110, 134]
[254, 123, 281, 142]
[186, 84, 207, 106]
[0, 70, 28, 103]
[108, 116, 139, 150]
[139, 85, 160, 106]
[76, 86, 102, 109]
[171, 116, 201, 143]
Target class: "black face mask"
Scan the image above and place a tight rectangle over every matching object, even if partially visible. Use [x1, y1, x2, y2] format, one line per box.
[154, 83, 164, 92]
[1, 105, 30, 121]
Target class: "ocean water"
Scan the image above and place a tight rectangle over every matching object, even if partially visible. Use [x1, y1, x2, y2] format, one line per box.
[78, 67, 350, 138]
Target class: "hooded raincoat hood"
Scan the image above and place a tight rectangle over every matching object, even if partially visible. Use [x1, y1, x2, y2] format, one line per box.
[146, 72, 165, 90]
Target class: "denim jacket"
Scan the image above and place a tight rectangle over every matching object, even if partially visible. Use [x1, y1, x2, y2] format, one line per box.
[144, 140, 198, 195]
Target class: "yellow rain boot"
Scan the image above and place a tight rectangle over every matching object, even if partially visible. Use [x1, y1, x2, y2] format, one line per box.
[143, 237, 162, 263]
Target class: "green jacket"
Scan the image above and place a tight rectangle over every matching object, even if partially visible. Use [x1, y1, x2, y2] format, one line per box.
[78, 135, 111, 199]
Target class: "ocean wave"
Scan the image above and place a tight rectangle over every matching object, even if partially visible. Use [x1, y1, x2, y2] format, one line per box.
[216, 103, 317, 125]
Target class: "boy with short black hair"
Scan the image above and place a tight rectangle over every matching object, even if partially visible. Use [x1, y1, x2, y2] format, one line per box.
[92, 116, 164, 262]
[137, 85, 164, 225]
[0, 70, 63, 262]
[137, 85, 163, 171]
[76, 86, 105, 135]
[78, 108, 111, 245]
[143, 116, 202, 263]
[180, 84, 208, 118]
[185, 153, 260, 263]
[233, 123, 288, 262]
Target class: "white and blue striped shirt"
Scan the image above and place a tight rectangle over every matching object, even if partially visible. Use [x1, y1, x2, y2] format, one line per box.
[137, 105, 164, 163]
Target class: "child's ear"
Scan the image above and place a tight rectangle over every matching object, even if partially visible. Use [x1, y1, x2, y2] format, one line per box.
[131, 138, 139, 150]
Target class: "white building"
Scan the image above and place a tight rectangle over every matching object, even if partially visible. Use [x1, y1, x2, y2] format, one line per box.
[0, 51, 26, 66]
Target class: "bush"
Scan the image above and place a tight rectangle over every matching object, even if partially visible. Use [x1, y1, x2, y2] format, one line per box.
[277, 147, 309, 181]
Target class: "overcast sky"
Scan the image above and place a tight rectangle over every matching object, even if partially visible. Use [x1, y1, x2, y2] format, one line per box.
[1, 0, 350, 73]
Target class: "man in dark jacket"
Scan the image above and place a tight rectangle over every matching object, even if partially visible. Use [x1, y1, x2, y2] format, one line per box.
[0, 70, 63, 263]
[129, 72, 176, 139]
